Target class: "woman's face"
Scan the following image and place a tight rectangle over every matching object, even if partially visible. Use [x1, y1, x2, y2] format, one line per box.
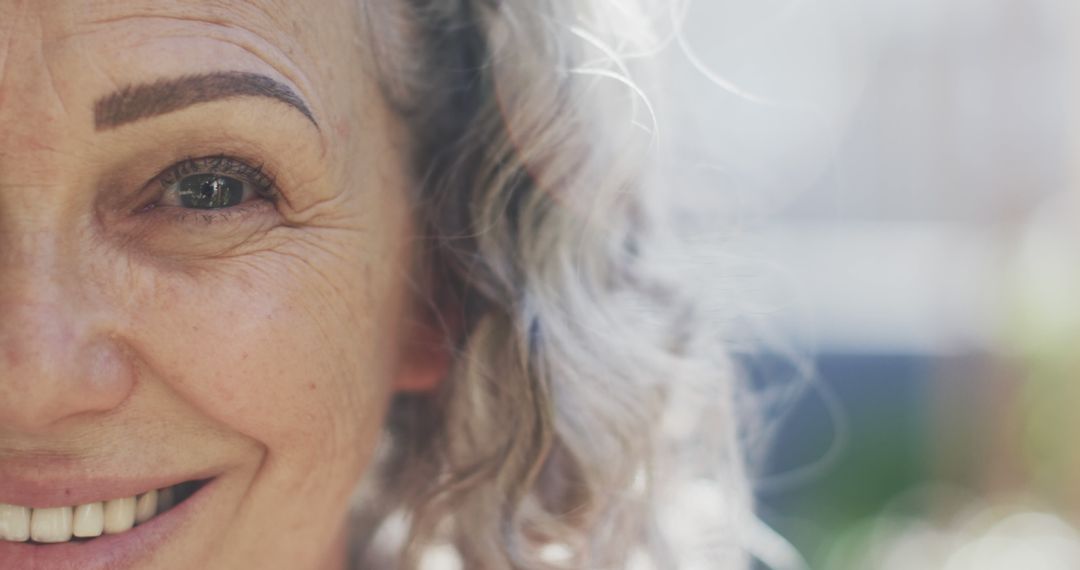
[0, 1, 435, 568]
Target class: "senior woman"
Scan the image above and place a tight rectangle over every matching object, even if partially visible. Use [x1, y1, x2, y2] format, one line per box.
[0, 0, 753, 569]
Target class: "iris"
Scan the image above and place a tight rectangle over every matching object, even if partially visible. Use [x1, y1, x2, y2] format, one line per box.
[177, 174, 245, 209]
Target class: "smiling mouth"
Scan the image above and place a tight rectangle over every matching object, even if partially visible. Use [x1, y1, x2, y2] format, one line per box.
[0, 479, 209, 544]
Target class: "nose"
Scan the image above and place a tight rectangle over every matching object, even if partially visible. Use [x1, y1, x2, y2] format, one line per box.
[0, 228, 135, 433]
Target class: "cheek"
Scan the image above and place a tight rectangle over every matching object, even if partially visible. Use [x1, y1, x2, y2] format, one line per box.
[119, 244, 404, 464]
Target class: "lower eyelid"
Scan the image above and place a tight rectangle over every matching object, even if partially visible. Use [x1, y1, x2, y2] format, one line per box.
[149, 198, 276, 226]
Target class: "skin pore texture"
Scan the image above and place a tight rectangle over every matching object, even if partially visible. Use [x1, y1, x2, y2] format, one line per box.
[0, 1, 444, 568]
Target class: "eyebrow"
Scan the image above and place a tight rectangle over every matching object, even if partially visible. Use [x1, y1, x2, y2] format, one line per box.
[93, 71, 317, 131]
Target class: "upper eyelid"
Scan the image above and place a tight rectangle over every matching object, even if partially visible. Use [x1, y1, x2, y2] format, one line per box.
[157, 156, 278, 193]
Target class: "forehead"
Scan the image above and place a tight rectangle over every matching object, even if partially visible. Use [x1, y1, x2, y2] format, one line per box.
[0, 0, 342, 36]
[0, 0, 346, 51]
[2, 0, 364, 95]
[1, 0, 347, 80]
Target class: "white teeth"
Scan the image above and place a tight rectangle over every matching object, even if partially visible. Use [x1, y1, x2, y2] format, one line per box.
[73, 502, 105, 538]
[30, 507, 73, 543]
[0, 504, 31, 542]
[135, 490, 157, 524]
[0, 483, 184, 543]
[103, 497, 136, 535]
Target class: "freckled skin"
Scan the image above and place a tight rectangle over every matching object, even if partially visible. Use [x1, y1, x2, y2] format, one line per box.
[0, 1, 441, 569]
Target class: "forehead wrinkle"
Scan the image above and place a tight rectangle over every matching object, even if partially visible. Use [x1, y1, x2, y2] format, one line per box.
[0, 11, 95, 161]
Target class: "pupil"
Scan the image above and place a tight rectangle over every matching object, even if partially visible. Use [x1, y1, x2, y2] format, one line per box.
[199, 180, 218, 199]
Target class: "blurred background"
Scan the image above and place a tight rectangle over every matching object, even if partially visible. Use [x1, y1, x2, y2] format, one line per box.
[659, 0, 1080, 568]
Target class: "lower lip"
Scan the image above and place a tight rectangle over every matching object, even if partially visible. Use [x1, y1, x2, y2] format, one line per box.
[0, 477, 218, 570]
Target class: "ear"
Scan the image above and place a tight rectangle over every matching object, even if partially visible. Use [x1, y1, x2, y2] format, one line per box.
[392, 293, 458, 394]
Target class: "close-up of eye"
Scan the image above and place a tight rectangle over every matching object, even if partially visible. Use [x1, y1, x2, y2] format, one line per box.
[148, 157, 277, 215]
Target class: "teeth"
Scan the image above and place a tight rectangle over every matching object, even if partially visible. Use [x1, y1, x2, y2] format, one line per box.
[0, 504, 31, 542]
[0, 483, 187, 544]
[103, 497, 136, 534]
[135, 490, 157, 524]
[30, 507, 73, 543]
[73, 503, 105, 538]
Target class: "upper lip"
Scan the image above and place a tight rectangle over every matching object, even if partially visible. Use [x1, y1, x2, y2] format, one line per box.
[0, 460, 218, 509]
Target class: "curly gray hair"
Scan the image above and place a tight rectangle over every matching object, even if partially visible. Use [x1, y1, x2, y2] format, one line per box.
[350, 1, 756, 568]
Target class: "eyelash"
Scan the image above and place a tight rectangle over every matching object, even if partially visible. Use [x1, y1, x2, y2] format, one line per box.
[141, 155, 280, 225]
